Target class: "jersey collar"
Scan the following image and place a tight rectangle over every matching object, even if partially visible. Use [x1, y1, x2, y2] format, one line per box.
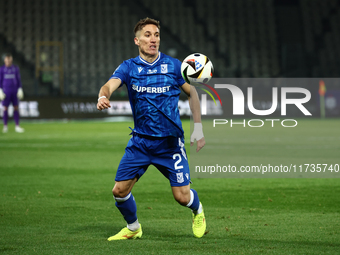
[139, 52, 161, 66]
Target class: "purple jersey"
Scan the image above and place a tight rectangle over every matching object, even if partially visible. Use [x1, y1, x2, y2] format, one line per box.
[0, 65, 22, 93]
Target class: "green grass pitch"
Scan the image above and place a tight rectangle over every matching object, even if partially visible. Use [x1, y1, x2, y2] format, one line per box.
[0, 119, 339, 254]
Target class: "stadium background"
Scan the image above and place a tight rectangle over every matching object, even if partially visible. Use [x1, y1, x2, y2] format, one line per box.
[0, 0, 340, 119]
[1, 1, 340, 254]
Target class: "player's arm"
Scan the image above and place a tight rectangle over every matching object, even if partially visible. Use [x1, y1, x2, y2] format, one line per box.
[97, 78, 122, 110]
[16, 67, 24, 100]
[181, 82, 205, 152]
[0, 68, 5, 101]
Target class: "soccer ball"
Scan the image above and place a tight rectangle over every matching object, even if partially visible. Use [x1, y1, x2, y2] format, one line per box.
[181, 53, 214, 85]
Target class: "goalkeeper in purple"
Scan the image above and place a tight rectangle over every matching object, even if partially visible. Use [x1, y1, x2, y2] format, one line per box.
[0, 53, 24, 133]
[97, 18, 206, 240]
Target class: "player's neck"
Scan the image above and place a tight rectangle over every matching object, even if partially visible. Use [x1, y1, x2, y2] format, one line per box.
[139, 51, 159, 63]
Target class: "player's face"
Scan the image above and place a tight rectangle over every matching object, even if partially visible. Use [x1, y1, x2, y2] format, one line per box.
[135, 24, 160, 58]
[4, 56, 13, 67]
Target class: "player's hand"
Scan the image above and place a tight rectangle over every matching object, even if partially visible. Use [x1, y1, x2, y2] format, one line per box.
[97, 97, 111, 110]
[0, 88, 5, 101]
[192, 137, 206, 153]
[190, 123, 205, 152]
[17, 88, 24, 100]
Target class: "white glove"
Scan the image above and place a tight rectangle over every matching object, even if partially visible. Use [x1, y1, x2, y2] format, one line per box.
[17, 88, 24, 100]
[0, 88, 5, 101]
[190, 123, 204, 143]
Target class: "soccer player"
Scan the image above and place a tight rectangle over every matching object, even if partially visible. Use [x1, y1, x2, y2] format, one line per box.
[0, 53, 24, 133]
[97, 18, 206, 240]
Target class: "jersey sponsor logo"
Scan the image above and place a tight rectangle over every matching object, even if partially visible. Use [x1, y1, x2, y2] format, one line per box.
[161, 64, 168, 74]
[176, 172, 184, 183]
[147, 69, 157, 74]
[132, 84, 171, 93]
[4, 74, 15, 79]
[138, 67, 143, 73]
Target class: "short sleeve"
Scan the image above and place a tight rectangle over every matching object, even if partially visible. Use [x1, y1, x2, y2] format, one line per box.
[109, 61, 129, 85]
[175, 59, 186, 86]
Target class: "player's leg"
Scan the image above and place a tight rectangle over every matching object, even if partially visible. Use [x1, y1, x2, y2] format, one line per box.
[108, 178, 143, 241]
[152, 137, 206, 238]
[171, 184, 205, 238]
[171, 185, 202, 213]
[2, 95, 10, 133]
[108, 135, 149, 241]
[12, 95, 24, 133]
[112, 178, 140, 231]
[2, 106, 8, 133]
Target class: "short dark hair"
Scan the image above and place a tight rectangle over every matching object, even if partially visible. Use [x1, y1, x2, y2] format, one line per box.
[5, 53, 12, 58]
[134, 17, 160, 36]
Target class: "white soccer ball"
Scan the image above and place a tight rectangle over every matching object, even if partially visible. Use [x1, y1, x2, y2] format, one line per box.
[181, 53, 214, 85]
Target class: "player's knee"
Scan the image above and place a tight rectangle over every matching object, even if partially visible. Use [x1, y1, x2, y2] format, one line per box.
[112, 186, 129, 198]
[174, 194, 190, 206]
[14, 106, 18, 111]
[3, 107, 8, 111]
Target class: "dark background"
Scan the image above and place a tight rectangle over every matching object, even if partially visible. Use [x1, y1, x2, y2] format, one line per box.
[1, 0, 340, 98]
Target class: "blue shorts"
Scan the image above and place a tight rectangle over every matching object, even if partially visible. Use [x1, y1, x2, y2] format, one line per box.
[2, 91, 18, 107]
[115, 133, 191, 187]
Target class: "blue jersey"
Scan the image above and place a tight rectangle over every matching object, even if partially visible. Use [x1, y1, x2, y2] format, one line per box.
[110, 52, 186, 137]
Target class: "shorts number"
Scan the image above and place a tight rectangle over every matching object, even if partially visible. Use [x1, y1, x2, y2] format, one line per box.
[173, 153, 183, 170]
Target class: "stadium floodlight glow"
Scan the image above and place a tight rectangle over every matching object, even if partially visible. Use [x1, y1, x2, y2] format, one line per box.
[202, 84, 312, 116]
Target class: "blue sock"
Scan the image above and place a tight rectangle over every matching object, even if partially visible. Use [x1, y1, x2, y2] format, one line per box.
[115, 192, 137, 224]
[186, 189, 200, 212]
